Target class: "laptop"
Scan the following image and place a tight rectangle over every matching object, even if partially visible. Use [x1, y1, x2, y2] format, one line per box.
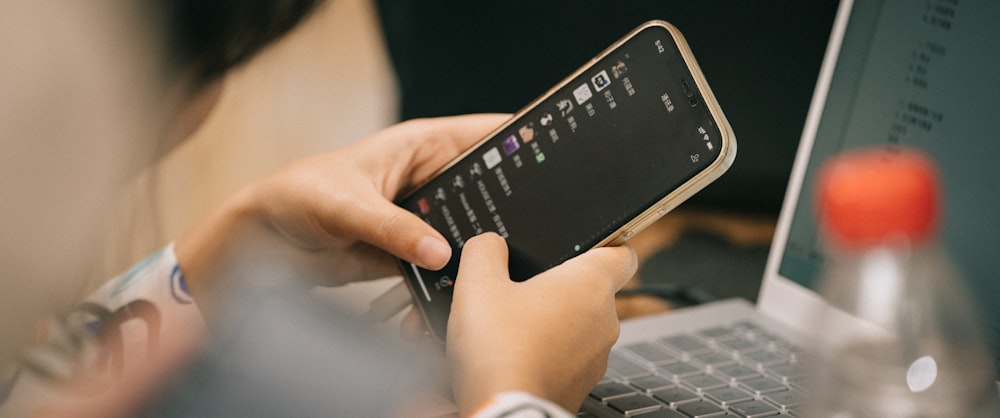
[582, 0, 1000, 416]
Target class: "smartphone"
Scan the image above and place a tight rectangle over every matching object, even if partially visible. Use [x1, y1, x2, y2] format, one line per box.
[395, 20, 736, 341]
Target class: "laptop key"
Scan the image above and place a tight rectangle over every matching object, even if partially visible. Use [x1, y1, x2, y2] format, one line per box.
[781, 345, 809, 364]
[630, 375, 674, 392]
[696, 326, 739, 342]
[731, 322, 765, 340]
[741, 351, 788, 368]
[764, 389, 805, 409]
[790, 377, 810, 394]
[589, 382, 635, 401]
[651, 386, 699, 406]
[681, 374, 727, 392]
[714, 364, 761, 381]
[608, 352, 652, 379]
[657, 362, 702, 380]
[659, 334, 712, 355]
[676, 400, 725, 417]
[704, 386, 753, 406]
[766, 363, 806, 383]
[625, 342, 678, 365]
[606, 394, 661, 415]
[718, 338, 763, 355]
[729, 399, 780, 418]
[692, 352, 736, 368]
[739, 376, 786, 396]
[754, 332, 792, 348]
[634, 408, 687, 418]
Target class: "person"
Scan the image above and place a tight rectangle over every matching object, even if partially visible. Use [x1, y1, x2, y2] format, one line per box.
[0, 1, 636, 417]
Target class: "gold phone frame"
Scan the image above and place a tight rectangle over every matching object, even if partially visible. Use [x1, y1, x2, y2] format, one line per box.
[397, 20, 736, 341]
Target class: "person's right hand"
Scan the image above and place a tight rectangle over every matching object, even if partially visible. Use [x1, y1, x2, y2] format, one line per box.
[446, 233, 637, 415]
[175, 114, 509, 308]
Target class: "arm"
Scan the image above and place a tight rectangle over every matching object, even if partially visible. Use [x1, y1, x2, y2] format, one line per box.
[0, 245, 205, 417]
[4, 114, 510, 416]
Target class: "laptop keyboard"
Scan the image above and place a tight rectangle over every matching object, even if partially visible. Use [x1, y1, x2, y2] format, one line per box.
[581, 322, 808, 417]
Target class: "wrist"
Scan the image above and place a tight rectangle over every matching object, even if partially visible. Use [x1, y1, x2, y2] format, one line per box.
[455, 358, 564, 416]
[174, 184, 265, 308]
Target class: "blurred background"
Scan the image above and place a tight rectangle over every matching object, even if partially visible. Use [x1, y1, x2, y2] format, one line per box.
[118, 0, 399, 311]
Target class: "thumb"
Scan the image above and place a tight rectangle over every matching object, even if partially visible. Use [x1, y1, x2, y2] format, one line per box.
[548, 244, 637, 293]
[449, 233, 509, 342]
[452, 233, 510, 300]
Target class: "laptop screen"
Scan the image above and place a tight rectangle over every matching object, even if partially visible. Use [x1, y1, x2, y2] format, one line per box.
[776, 0, 1000, 347]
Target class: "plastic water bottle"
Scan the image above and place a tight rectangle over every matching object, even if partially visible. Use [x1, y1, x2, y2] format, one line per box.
[807, 147, 999, 417]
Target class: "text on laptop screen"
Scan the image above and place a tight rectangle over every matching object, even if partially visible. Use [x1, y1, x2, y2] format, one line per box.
[777, 0, 1000, 345]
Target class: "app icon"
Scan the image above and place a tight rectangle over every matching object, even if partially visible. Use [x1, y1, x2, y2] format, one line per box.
[483, 147, 502, 169]
[591, 70, 610, 92]
[417, 197, 430, 215]
[540, 113, 554, 126]
[573, 83, 593, 105]
[535, 152, 546, 164]
[501, 134, 520, 156]
[557, 99, 574, 117]
[612, 60, 628, 79]
[470, 162, 484, 177]
[519, 123, 535, 143]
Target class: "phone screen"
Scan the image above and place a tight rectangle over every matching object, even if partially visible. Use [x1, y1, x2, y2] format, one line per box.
[397, 24, 728, 338]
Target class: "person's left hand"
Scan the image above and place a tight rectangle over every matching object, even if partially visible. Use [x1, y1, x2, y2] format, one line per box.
[175, 114, 509, 305]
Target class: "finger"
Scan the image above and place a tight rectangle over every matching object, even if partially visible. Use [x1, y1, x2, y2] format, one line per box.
[323, 114, 511, 271]
[452, 233, 510, 299]
[323, 193, 454, 271]
[397, 114, 512, 183]
[448, 233, 509, 342]
[547, 244, 638, 293]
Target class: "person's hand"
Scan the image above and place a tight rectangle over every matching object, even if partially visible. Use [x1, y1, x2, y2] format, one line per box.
[175, 114, 509, 306]
[447, 233, 637, 415]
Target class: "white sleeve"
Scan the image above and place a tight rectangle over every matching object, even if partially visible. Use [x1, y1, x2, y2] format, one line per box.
[470, 391, 575, 418]
[0, 243, 207, 416]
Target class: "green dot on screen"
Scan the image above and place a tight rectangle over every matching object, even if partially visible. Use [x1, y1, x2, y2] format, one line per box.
[574, 245, 581, 251]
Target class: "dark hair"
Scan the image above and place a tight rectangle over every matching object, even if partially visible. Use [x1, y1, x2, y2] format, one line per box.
[164, 0, 322, 85]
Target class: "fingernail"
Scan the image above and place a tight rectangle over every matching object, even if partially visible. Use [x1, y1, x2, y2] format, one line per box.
[416, 236, 451, 270]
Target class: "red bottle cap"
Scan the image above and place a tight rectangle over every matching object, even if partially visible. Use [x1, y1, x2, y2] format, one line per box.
[816, 147, 940, 248]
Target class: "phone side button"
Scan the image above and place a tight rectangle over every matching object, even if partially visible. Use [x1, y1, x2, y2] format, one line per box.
[630, 212, 661, 236]
[622, 208, 667, 241]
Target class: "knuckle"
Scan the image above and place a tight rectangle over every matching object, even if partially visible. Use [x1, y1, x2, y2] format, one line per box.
[374, 209, 408, 244]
